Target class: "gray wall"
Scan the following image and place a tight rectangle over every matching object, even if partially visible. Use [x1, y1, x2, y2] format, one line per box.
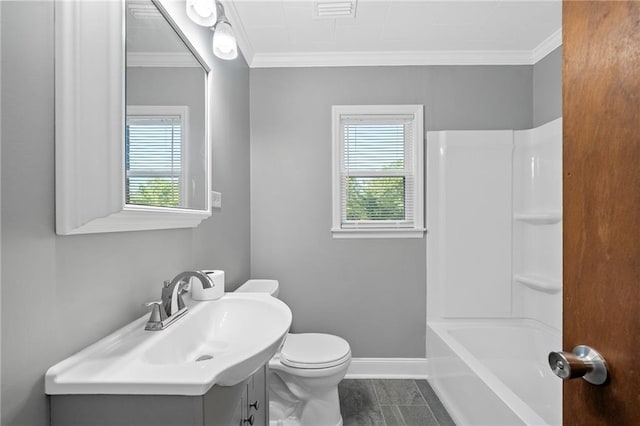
[0, 2, 250, 425]
[249, 66, 533, 357]
[534, 47, 562, 126]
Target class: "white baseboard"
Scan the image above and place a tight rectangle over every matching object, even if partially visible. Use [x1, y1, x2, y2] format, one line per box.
[345, 358, 429, 379]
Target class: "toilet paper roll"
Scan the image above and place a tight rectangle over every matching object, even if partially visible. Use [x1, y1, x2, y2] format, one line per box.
[191, 270, 224, 301]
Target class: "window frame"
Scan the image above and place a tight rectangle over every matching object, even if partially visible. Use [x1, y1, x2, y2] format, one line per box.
[331, 104, 425, 239]
[125, 105, 190, 208]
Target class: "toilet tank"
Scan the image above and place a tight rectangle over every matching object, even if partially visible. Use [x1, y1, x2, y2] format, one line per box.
[235, 279, 280, 297]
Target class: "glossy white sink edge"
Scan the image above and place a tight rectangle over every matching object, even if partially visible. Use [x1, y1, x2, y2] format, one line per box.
[45, 293, 292, 396]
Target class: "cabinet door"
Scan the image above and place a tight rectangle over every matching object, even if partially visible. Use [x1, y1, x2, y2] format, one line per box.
[204, 380, 247, 426]
[247, 366, 268, 426]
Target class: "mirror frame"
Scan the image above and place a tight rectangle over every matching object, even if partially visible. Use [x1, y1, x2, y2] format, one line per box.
[55, 0, 213, 235]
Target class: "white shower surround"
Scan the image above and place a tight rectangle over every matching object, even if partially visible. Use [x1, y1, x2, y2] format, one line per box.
[426, 118, 562, 425]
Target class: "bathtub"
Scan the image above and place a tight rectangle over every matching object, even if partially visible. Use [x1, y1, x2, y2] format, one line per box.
[427, 320, 561, 426]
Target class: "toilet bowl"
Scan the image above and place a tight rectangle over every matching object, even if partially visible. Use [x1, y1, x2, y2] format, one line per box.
[235, 280, 351, 426]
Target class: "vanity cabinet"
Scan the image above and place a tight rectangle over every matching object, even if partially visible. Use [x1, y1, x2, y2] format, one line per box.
[204, 365, 268, 426]
[49, 366, 268, 426]
[246, 363, 267, 425]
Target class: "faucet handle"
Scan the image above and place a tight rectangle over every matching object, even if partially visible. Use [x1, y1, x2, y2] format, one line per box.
[144, 301, 167, 322]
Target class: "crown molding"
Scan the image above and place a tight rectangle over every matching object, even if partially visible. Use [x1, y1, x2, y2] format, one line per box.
[221, 0, 255, 66]
[127, 52, 201, 67]
[532, 28, 563, 63]
[249, 49, 544, 68]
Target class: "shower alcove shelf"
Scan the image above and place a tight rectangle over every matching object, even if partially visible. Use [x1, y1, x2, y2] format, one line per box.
[513, 210, 562, 293]
[513, 211, 562, 225]
[513, 274, 561, 293]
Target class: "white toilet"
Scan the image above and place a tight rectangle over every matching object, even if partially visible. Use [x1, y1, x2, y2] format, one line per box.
[235, 279, 351, 426]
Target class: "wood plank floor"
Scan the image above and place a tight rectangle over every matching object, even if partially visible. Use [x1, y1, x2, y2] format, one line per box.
[338, 379, 456, 426]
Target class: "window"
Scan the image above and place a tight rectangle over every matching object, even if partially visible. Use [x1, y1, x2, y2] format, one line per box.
[332, 105, 424, 238]
[125, 105, 189, 208]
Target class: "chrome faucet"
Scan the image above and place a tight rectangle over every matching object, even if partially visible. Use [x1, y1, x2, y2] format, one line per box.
[145, 270, 215, 331]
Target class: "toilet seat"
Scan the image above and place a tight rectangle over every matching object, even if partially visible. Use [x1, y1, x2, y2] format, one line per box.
[280, 333, 351, 369]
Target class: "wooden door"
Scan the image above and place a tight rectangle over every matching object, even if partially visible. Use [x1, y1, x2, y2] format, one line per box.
[563, 1, 640, 424]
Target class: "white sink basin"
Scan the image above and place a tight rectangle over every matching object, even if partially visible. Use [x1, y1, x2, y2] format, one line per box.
[45, 293, 292, 395]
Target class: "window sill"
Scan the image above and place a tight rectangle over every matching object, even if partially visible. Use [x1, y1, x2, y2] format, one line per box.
[331, 228, 426, 239]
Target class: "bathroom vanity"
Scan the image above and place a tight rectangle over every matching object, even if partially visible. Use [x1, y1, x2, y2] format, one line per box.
[50, 365, 267, 426]
[45, 293, 291, 426]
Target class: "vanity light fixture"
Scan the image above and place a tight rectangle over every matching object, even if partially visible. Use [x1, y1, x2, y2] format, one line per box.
[186, 0, 238, 60]
[185, 0, 218, 27]
[211, 1, 238, 60]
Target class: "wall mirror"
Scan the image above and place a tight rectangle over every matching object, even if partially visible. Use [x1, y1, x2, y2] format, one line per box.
[126, 0, 208, 211]
[55, 0, 213, 235]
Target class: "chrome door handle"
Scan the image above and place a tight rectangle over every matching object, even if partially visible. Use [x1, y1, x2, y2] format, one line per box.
[548, 345, 608, 385]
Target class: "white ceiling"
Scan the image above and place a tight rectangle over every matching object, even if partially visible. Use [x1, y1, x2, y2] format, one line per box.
[223, 0, 562, 67]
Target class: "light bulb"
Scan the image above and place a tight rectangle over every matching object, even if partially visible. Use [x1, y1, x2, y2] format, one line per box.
[186, 0, 217, 27]
[212, 21, 238, 60]
[193, 0, 213, 18]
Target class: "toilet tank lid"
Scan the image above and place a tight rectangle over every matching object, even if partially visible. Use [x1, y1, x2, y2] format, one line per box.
[235, 279, 280, 296]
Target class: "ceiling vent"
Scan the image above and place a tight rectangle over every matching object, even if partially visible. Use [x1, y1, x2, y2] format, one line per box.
[127, 1, 162, 20]
[314, 0, 357, 19]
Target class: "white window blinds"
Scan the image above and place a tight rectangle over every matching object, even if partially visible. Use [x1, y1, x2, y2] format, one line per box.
[125, 114, 183, 207]
[332, 105, 424, 238]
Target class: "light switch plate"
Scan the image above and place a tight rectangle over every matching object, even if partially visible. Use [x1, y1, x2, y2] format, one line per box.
[211, 191, 222, 209]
